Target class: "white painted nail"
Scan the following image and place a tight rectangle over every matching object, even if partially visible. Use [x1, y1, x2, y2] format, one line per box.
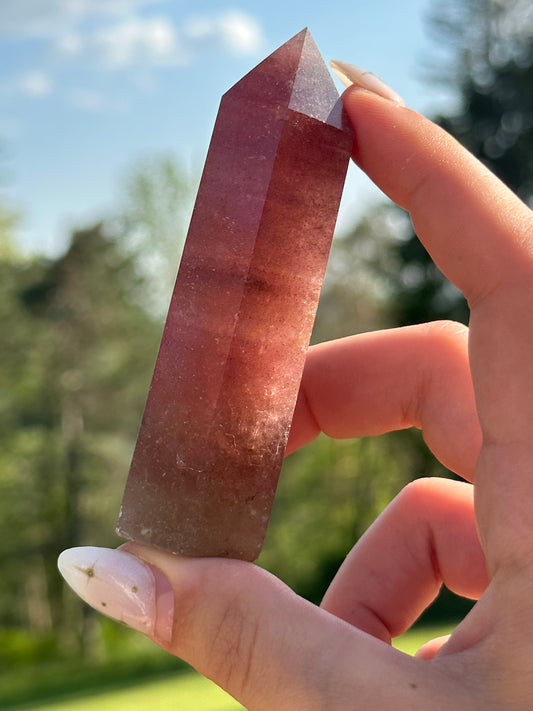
[58, 546, 174, 645]
[330, 60, 405, 106]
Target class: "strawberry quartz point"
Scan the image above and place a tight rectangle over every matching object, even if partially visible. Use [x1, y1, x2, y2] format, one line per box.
[117, 29, 354, 560]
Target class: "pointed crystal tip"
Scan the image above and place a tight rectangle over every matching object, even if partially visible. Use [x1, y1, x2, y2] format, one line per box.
[226, 28, 344, 129]
[288, 29, 343, 126]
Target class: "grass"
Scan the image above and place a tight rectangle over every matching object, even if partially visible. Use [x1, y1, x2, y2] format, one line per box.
[3, 624, 456, 711]
[9, 672, 243, 711]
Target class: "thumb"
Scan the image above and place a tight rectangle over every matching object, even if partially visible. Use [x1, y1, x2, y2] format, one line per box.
[58, 544, 451, 710]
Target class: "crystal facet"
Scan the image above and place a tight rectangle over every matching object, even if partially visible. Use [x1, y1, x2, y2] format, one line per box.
[117, 29, 354, 561]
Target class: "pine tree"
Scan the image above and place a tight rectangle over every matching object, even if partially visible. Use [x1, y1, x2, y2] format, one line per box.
[390, 0, 533, 326]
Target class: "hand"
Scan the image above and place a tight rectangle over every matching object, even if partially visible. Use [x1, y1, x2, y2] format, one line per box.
[58, 85, 533, 709]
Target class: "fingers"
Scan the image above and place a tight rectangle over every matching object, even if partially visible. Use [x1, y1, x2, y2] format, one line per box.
[288, 321, 481, 480]
[123, 543, 464, 710]
[59, 542, 472, 709]
[415, 635, 451, 660]
[342, 88, 533, 306]
[321, 478, 490, 643]
[343, 88, 533, 448]
[342, 90, 533, 570]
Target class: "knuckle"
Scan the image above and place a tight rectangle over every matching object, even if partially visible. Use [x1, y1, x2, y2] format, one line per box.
[210, 598, 260, 699]
[168, 561, 265, 702]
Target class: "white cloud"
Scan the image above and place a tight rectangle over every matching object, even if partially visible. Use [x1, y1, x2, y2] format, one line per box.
[218, 12, 263, 54]
[51, 11, 263, 71]
[68, 0, 164, 18]
[18, 70, 53, 96]
[0, 1, 263, 60]
[184, 11, 263, 56]
[92, 17, 182, 68]
[0, 0, 165, 37]
[1, 3, 264, 112]
[53, 16, 185, 68]
[55, 32, 84, 55]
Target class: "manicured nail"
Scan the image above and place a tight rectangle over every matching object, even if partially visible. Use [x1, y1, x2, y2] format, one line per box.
[330, 60, 405, 106]
[58, 546, 174, 645]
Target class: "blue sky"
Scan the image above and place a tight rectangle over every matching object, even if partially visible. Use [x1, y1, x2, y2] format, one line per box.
[0, 0, 455, 256]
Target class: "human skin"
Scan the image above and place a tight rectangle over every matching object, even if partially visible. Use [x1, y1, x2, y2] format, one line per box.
[60, 85, 533, 709]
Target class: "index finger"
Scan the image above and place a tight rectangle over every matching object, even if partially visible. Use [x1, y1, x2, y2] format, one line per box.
[343, 87, 533, 306]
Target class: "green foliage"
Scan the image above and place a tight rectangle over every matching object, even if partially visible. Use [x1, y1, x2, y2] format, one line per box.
[388, 229, 469, 327]
[389, 0, 533, 327]
[313, 203, 412, 341]
[0, 630, 183, 709]
[0, 202, 19, 258]
[260, 430, 446, 604]
[438, 39, 533, 203]
[0, 628, 58, 668]
[0, 665, 240, 711]
[0, 223, 161, 649]
[117, 154, 196, 315]
[0, 625, 453, 710]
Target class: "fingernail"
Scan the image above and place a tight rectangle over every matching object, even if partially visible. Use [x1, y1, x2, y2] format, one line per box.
[330, 60, 405, 106]
[58, 546, 174, 645]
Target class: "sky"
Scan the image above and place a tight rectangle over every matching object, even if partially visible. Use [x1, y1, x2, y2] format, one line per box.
[0, 0, 457, 257]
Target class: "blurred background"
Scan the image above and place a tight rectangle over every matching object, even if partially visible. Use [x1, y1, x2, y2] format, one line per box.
[1, 0, 533, 708]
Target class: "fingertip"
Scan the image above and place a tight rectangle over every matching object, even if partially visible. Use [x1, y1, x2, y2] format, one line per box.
[415, 634, 452, 660]
[341, 83, 410, 129]
[330, 60, 406, 106]
[339, 86, 426, 202]
[286, 376, 321, 454]
[57, 545, 174, 646]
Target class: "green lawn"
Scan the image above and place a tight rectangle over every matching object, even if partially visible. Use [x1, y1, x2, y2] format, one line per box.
[393, 623, 454, 656]
[8, 625, 454, 711]
[15, 673, 243, 711]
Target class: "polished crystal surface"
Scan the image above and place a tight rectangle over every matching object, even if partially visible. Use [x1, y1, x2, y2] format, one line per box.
[117, 29, 354, 560]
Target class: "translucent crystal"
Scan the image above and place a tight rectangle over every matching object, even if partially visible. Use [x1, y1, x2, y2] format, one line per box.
[117, 29, 354, 560]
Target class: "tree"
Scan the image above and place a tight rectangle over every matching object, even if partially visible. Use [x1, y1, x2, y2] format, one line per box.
[1, 152, 198, 663]
[0, 224, 161, 653]
[260, 431, 424, 604]
[429, 0, 533, 200]
[117, 154, 196, 315]
[386, 0, 533, 327]
[312, 203, 411, 342]
[0, 201, 19, 258]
